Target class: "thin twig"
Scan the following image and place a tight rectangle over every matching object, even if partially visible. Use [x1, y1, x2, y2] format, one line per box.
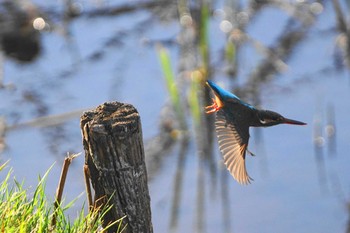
[84, 164, 93, 211]
[51, 152, 81, 228]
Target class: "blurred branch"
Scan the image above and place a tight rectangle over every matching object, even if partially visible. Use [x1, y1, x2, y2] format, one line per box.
[244, 11, 316, 101]
[43, 1, 172, 19]
[332, 0, 348, 33]
[85, 1, 170, 18]
[6, 109, 88, 131]
[332, 0, 350, 69]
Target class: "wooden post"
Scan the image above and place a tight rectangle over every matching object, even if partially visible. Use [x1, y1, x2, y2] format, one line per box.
[80, 102, 153, 233]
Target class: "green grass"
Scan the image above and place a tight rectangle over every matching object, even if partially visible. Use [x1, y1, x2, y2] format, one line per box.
[0, 162, 123, 233]
[157, 45, 187, 130]
[157, 3, 213, 133]
[188, 72, 202, 127]
[199, 2, 210, 71]
[225, 40, 236, 64]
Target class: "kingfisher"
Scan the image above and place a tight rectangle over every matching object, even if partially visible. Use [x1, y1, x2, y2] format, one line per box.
[206, 80, 306, 185]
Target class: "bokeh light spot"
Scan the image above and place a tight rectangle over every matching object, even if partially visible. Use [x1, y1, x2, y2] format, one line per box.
[33, 17, 46, 30]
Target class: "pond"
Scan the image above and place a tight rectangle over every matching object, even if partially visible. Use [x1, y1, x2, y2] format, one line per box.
[0, 1, 349, 233]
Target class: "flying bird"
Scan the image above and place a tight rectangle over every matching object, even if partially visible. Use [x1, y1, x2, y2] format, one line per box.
[206, 80, 306, 185]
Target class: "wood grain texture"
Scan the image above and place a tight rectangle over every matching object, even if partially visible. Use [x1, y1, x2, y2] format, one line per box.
[81, 102, 153, 233]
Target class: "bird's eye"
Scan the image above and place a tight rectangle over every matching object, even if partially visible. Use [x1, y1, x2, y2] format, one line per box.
[259, 118, 267, 124]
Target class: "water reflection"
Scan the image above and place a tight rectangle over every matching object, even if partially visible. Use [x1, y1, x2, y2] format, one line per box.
[168, 136, 188, 231]
[313, 108, 328, 193]
[326, 103, 336, 157]
[0, 1, 350, 233]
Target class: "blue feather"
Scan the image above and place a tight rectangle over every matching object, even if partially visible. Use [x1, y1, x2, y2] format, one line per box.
[206, 80, 255, 110]
[206, 80, 239, 100]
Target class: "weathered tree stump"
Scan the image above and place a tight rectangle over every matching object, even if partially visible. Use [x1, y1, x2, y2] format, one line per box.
[80, 102, 153, 233]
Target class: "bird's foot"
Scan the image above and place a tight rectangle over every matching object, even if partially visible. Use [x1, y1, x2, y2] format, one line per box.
[205, 98, 221, 114]
[247, 149, 256, 156]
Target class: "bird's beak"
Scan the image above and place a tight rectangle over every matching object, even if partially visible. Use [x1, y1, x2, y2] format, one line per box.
[282, 118, 307, 125]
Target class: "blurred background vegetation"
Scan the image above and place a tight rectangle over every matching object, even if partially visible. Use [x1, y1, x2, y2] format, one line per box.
[0, 0, 350, 232]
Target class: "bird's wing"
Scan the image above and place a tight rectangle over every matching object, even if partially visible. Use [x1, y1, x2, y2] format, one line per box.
[215, 110, 253, 185]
